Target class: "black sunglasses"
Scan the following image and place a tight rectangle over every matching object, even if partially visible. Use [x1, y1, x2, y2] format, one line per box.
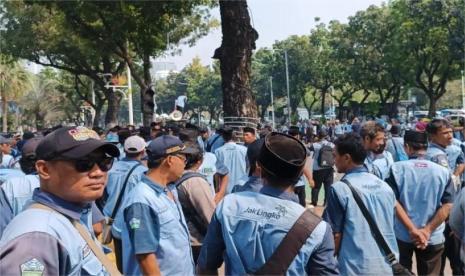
[52, 156, 114, 173]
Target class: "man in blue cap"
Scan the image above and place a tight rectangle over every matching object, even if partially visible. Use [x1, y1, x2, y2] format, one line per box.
[0, 126, 120, 275]
[386, 130, 455, 275]
[117, 135, 197, 275]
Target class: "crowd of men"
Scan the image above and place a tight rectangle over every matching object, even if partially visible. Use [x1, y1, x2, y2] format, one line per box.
[0, 117, 463, 275]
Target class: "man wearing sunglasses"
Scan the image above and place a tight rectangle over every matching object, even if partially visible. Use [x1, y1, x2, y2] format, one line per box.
[117, 135, 197, 275]
[0, 126, 120, 275]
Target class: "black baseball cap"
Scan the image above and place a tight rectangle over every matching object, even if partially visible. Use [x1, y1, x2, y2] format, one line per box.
[146, 135, 197, 160]
[36, 126, 120, 161]
[21, 137, 43, 158]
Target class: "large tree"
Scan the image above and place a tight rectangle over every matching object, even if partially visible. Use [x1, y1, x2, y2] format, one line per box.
[213, 0, 258, 121]
[390, 0, 464, 116]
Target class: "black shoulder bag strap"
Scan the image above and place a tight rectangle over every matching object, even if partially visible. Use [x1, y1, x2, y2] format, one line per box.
[340, 179, 398, 265]
[206, 134, 221, 152]
[109, 163, 141, 221]
[253, 209, 321, 275]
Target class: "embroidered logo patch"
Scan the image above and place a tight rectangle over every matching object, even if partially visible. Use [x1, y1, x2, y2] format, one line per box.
[20, 258, 44, 276]
[82, 244, 91, 258]
[68, 126, 99, 141]
[129, 218, 141, 230]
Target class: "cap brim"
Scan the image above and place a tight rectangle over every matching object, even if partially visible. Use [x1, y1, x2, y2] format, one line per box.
[60, 140, 120, 159]
[179, 146, 198, 155]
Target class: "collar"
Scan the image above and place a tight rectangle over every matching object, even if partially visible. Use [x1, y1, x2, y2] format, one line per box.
[32, 188, 89, 221]
[244, 176, 262, 186]
[141, 175, 169, 194]
[367, 151, 387, 161]
[429, 142, 447, 153]
[409, 153, 426, 160]
[259, 185, 299, 203]
[121, 157, 142, 163]
[344, 165, 368, 176]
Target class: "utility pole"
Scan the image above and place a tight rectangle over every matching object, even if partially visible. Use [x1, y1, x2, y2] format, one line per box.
[127, 65, 134, 125]
[269, 76, 275, 129]
[284, 50, 291, 124]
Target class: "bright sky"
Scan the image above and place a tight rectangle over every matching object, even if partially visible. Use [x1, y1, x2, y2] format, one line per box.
[161, 0, 386, 69]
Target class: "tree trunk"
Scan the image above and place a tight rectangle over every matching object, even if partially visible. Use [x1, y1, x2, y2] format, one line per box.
[2, 94, 7, 132]
[105, 89, 121, 127]
[428, 94, 437, 117]
[320, 89, 327, 116]
[92, 102, 103, 128]
[214, 0, 258, 119]
[141, 54, 153, 126]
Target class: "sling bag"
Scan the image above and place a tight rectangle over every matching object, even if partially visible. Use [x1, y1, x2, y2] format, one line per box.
[101, 163, 141, 244]
[341, 179, 413, 276]
[30, 203, 122, 276]
[205, 134, 221, 152]
[252, 209, 321, 275]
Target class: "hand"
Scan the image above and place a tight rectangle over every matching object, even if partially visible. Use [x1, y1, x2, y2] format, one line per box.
[409, 228, 428, 249]
[308, 179, 315, 188]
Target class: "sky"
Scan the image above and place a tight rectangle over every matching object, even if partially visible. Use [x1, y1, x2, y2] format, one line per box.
[159, 0, 386, 70]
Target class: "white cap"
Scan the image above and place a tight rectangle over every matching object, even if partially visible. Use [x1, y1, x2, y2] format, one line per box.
[124, 135, 146, 153]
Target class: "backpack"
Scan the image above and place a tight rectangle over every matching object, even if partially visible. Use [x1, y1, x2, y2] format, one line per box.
[175, 172, 209, 236]
[317, 142, 335, 168]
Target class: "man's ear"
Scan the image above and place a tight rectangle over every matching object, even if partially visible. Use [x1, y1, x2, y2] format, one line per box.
[36, 160, 52, 180]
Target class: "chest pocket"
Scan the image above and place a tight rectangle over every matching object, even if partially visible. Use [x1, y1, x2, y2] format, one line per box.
[156, 204, 179, 239]
[80, 245, 106, 276]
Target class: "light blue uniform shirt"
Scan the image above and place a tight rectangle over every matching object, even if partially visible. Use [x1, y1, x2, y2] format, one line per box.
[206, 133, 225, 153]
[0, 168, 25, 184]
[323, 167, 399, 276]
[1, 174, 40, 215]
[215, 142, 247, 194]
[0, 154, 15, 168]
[199, 186, 339, 275]
[445, 144, 464, 172]
[386, 157, 455, 245]
[450, 187, 465, 259]
[426, 143, 450, 168]
[364, 151, 394, 180]
[118, 176, 194, 276]
[386, 136, 407, 162]
[0, 189, 108, 275]
[103, 158, 147, 219]
[231, 176, 263, 193]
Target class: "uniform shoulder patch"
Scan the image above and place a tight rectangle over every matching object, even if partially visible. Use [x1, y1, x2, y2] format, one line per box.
[129, 218, 141, 230]
[21, 258, 44, 276]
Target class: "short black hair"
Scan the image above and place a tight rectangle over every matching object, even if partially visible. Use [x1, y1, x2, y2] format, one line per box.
[179, 129, 198, 143]
[118, 128, 131, 145]
[243, 127, 255, 135]
[426, 118, 452, 135]
[184, 143, 203, 170]
[19, 156, 37, 174]
[360, 121, 385, 140]
[222, 127, 234, 142]
[390, 125, 401, 135]
[405, 141, 428, 151]
[334, 133, 367, 164]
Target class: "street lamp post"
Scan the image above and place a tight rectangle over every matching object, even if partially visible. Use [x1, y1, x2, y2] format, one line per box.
[269, 76, 275, 129]
[126, 65, 134, 125]
[284, 50, 291, 124]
